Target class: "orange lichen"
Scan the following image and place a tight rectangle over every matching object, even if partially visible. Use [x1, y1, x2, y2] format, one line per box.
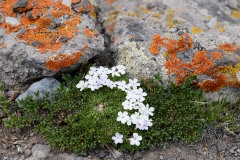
[46, 44, 88, 71]
[149, 34, 239, 91]
[3, 44, 7, 49]
[211, 51, 222, 60]
[149, 33, 192, 55]
[84, 28, 98, 38]
[46, 51, 83, 71]
[1, 0, 18, 17]
[106, 0, 118, 4]
[192, 51, 215, 75]
[71, 0, 81, 3]
[17, 15, 81, 53]
[1, 0, 82, 53]
[200, 74, 230, 92]
[88, 4, 96, 18]
[218, 43, 240, 52]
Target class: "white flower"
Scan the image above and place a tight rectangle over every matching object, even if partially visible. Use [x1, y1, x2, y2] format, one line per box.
[128, 78, 140, 89]
[139, 104, 154, 117]
[122, 99, 137, 110]
[117, 111, 130, 124]
[129, 133, 142, 146]
[112, 133, 123, 144]
[88, 67, 98, 76]
[111, 65, 126, 77]
[130, 112, 141, 124]
[137, 119, 153, 130]
[96, 73, 108, 87]
[105, 81, 117, 89]
[132, 88, 147, 102]
[76, 80, 88, 91]
[116, 81, 129, 91]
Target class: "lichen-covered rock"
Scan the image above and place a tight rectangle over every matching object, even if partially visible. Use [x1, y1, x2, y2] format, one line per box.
[96, 0, 240, 102]
[0, 0, 104, 88]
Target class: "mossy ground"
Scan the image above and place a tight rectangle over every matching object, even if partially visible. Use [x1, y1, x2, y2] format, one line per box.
[0, 67, 239, 154]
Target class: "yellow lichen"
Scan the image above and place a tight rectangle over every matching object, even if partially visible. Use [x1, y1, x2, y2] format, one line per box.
[151, 13, 161, 19]
[231, 10, 240, 19]
[192, 26, 203, 34]
[214, 22, 225, 33]
[167, 9, 175, 28]
[219, 63, 240, 87]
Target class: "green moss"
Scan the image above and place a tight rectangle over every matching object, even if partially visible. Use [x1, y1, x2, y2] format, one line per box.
[1, 70, 238, 154]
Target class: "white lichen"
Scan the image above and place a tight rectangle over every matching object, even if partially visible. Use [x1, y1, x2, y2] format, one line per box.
[118, 42, 169, 84]
[5, 17, 20, 27]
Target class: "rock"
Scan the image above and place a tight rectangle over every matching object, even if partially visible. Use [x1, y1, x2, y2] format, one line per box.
[0, 0, 104, 89]
[229, 146, 237, 154]
[6, 90, 20, 100]
[26, 144, 50, 160]
[159, 155, 165, 160]
[24, 149, 32, 158]
[98, 151, 106, 159]
[228, 0, 239, 9]
[74, 157, 83, 160]
[16, 77, 60, 102]
[133, 151, 142, 160]
[13, 0, 28, 12]
[216, 140, 227, 152]
[235, 134, 240, 142]
[48, 153, 76, 160]
[96, 0, 240, 103]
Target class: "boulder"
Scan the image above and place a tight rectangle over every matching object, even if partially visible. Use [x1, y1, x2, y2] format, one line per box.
[0, 0, 104, 88]
[96, 0, 240, 102]
[16, 77, 61, 101]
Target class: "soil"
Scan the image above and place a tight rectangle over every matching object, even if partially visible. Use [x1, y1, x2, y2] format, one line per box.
[0, 123, 240, 160]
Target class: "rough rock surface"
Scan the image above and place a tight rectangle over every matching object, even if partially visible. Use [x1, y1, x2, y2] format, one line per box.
[26, 144, 50, 160]
[16, 77, 61, 101]
[97, 0, 240, 102]
[0, 0, 104, 88]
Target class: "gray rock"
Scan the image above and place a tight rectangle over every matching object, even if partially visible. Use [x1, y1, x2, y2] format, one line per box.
[0, 0, 104, 89]
[229, 146, 237, 154]
[74, 157, 83, 160]
[216, 140, 227, 152]
[228, 0, 239, 9]
[26, 144, 50, 160]
[24, 149, 32, 158]
[16, 77, 60, 102]
[48, 153, 76, 160]
[159, 155, 164, 160]
[96, 0, 240, 103]
[133, 151, 142, 160]
[98, 151, 106, 159]
[13, 0, 28, 12]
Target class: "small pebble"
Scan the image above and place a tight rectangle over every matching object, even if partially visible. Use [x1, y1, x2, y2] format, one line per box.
[74, 157, 83, 160]
[159, 155, 164, 160]
[133, 151, 142, 159]
[24, 149, 32, 158]
[216, 140, 227, 152]
[98, 151, 106, 159]
[229, 146, 237, 154]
